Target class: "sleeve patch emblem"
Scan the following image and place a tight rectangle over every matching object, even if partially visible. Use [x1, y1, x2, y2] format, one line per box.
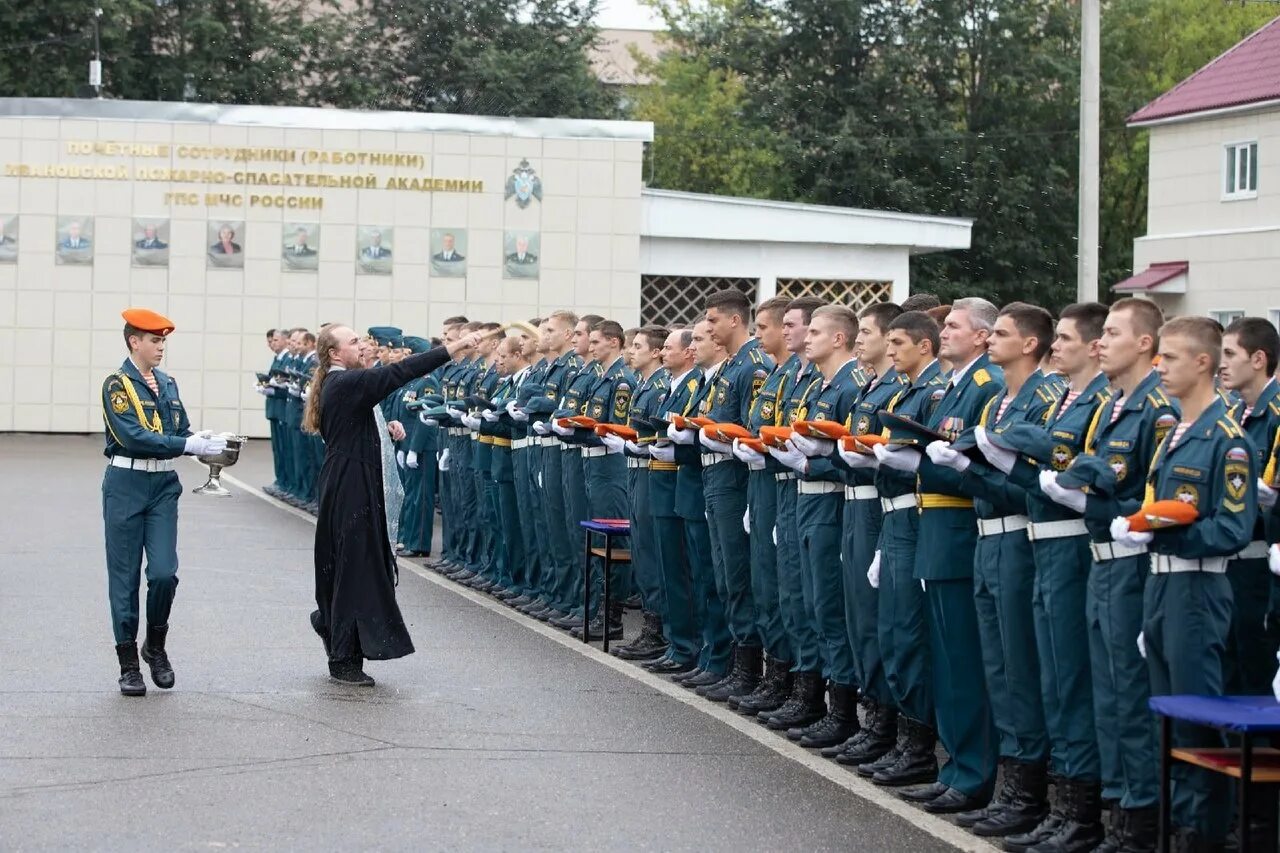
[110, 390, 129, 414]
[1051, 445, 1073, 471]
[1225, 461, 1249, 503]
[1173, 483, 1199, 507]
[856, 414, 871, 435]
[1108, 454, 1128, 482]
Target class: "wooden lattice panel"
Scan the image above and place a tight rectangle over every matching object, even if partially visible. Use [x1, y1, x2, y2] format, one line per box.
[775, 279, 894, 312]
[641, 276, 759, 327]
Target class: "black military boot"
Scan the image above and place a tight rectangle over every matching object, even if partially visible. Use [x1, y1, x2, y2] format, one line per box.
[731, 656, 792, 714]
[140, 624, 175, 689]
[973, 761, 1049, 838]
[701, 645, 763, 702]
[1025, 778, 1103, 852]
[1089, 800, 1122, 853]
[757, 676, 803, 725]
[572, 602, 624, 640]
[611, 612, 668, 661]
[837, 700, 898, 766]
[958, 758, 1017, 828]
[764, 672, 827, 730]
[799, 683, 860, 748]
[856, 723, 908, 778]
[871, 717, 939, 786]
[682, 669, 724, 689]
[1118, 807, 1156, 853]
[115, 643, 146, 697]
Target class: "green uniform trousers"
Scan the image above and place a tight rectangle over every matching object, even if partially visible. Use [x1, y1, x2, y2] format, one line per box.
[268, 418, 286, 488]
[1030, 534, 1100, 781]
[654, 514, 699, 664]
[798, 491, 856, 686]
[1143, 571, 1233, 840]
[878, 506, 932, 723]
[629, 465, 663, 613]
[686, 517, 730, 675]
[777, 477, 822, 673]
[704, 462, 759, 648]
[559, 448, 590, 615]
[747, 469, 788, 660]
[1225, 557, 1274, 695]
[539, 443, 575, 611]
[843, 493, 891, 705]
[584, 453, 630, 605]
[102, 467, 181, 644]
[973, 529, 1048, 763]
[494, 475, 523, 590]
[1087, 555, 1158, 809]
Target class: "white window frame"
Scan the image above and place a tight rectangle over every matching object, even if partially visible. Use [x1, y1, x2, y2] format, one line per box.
[1223, 140, 1259, 201]
[1210, 309, 1245, 328]
[1269, 308, 1280, 333]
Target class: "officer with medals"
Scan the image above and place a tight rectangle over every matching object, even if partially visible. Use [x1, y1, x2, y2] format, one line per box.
[101, 309, 227, 696]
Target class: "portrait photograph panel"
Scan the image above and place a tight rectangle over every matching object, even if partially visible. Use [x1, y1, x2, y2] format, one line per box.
[132, 218, 170, 268]
[55, 215, 94, 266]
[430, 228, 467, 277]
[0, 215, 18, 264]
[207, 220, 245, 269]
[503, 230, 540, 280]
[357, 225, 393, 276]
[282, 222, 321, 272]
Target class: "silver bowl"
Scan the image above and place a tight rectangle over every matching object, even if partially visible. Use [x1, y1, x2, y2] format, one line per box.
[192, 433, 248, 497]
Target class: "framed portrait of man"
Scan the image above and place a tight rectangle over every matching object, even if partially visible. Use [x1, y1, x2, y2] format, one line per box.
[132, 218, 170, 268]
[430, 228, 467, 277]
[357, 225, 393, 275]
[55, 216, 94, 265]
[207, 221, 245, 269]
[282, 222, 320, 272]
[0, 215, 18, 264]
[503, 231, 540, 279]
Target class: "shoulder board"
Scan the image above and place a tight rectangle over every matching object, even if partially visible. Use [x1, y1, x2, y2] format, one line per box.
[973, 368, 992, 387]
[979, 394, 999, 426]
[1034, 386, 1055, 405]
[749, 349, 765, 364]
[593, 363, 605, 376]
[1147, 387, 1170, 408]
[1269, 401, 1280, 417]
[685, 378, 699, 395]
[927, 374, 946, 387]
[1216, 418, 1244, 439]
[894, 373, 908, 385]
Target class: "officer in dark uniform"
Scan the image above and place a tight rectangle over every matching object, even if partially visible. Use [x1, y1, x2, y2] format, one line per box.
[102, 308, 227, 696]
[257, 329, 288, 494]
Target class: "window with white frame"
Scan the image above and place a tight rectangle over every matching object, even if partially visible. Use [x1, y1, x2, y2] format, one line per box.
[1224, 142, 1258, 199]
[1269, 309, 1280, 333]
[1210, 309, 1245, 328]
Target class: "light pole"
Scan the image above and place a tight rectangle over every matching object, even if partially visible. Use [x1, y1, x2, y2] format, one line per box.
[1077, 0, 1100, 302]
[89, 7, 104, 98]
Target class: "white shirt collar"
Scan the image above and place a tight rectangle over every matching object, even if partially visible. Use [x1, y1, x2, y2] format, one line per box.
[669, 367, 694, 388]
[703, 360, 725, 382]
[948, 355, 982, 386]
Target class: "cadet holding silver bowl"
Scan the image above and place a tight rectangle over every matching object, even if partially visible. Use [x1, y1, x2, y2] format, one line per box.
[101, 309, 229, 697]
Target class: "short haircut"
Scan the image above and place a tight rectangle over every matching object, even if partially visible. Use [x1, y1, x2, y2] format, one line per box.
[442, 315, 469, 326]
[901, 293, 941, 312]
[528, 317, 543, 327]
[548, 309, 579, 327]
[674, 328, 694, 349]
[999, 302, 1055, 361]
[926, 305, 951, 324]
[887, 311, 941, 355]
[705, 288, 753, 323]
[756, 296, 792, 325]
[592, 320, 626, 345]
[265, 328, 277, 338]
[579, 314, 605, 328]
[637, 325, 670, 350]
[624, 327, 640, 344]
[951, 297, 999, 333]
[1161, 315, 1223, 372]
[1110, 297, 1165, 350]
[1225, 316, 1280, 375]
[859, 302, 902, 333]
[1058, 302, 1109, 343]
[479, 322, 503, 333]
[811, 305, 859, 347]
[785, 296, 827, 325]
[301, 331, 317, 346]
[462, 321, 482, 332]
[123, 323, 150, 350]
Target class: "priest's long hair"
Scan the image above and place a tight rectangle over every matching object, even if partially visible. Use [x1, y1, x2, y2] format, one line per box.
[302, 324, 340, 435]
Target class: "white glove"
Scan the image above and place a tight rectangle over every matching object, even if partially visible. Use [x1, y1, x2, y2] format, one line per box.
[792, 433, 834, 458]
[554, 419, 578, 437]
[874, 443, 921, 473]
[699, 432, 732, 454]
[837, 443, 878, 470]
[1269, 544, 1280, 578]
[532, 420, 551, 436]
[1259, 479, 1277, 510]
[926, 440, 969, 472]
[300, 389, 309, 402]
[184, 434, 228, 456]
[507, 400, 530, 423]
[767, 438, 809, 474]
[438, 448, 451, 471]
[396, 450, 406, 468]
[288, 384, 302, 397]
[419, 412, 431, 425]
[867, 550, 881, 589]
[406, 451, 419, 469]
[537, 471, 543, 488]
[1038, 470, 1087, 513]
[743, 508, 750, 534]
[650, 443, 676, 463]
[732, 439, 767, 471]
[481, 410, 500, 423]
[668, 423, 697, 445]
[601, 434, 626, 455]
[625, 440, 649, 457]
[254, 385, 267, 396]
[448, 409, 464, 422]
[1137, 632, 1146, 660]
[1110, 515, 1154, 548]
[462, 414, 482, 431]
[975, 426, 1016, 474]
[771, 526, 777, 545]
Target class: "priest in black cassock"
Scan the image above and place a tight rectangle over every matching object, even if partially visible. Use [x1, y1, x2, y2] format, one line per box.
[303, 323, 487, 685]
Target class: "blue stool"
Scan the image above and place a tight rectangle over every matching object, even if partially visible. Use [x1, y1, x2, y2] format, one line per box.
[579, 518, 630, 653]
[1149, 694, 1280, 852]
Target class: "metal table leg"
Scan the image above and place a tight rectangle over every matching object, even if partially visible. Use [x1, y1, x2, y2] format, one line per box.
[582, 529, 591, 644]
[1241, 733, 1253, 853]
[602, 534, 613, 654]
[1160, 714, 1171, 853]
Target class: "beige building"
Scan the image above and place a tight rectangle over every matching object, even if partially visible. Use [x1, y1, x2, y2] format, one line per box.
[1119, 15, 1280, 328]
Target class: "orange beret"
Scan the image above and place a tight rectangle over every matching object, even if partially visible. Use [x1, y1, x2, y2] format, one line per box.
[121, 308, 175, 336]
[595, 423, 639, 442]
[839, 433, 888, 454]
[794, 419, 850, 440]
[1126, 499, 1198, 532]
[759, 426, 794, 449]
[705, 422, 754, 443]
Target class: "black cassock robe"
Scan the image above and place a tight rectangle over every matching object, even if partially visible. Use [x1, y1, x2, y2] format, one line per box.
[313, 348, 450, 661]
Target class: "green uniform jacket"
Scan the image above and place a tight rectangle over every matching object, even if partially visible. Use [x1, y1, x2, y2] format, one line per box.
[102, 359, 192, 458]
[654, 368, 702, 521]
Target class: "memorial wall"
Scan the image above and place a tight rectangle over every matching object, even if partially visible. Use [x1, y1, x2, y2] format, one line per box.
[0, 99, 653, 437]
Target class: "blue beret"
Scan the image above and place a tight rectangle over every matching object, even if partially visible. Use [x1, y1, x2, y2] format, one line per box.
[523, 396, 556, 416]
[402, 336, 430, 354]
[367, 326, 403, 346]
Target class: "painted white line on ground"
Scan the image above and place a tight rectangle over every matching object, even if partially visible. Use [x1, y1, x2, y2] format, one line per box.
[213, 463, 995, 853]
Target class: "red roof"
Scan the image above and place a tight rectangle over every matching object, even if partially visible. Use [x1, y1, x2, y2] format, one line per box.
[1113, 261, 1188, 292]
[1129, 15, 1280, 125]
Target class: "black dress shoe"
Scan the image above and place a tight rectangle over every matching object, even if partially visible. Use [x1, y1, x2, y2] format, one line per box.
[922, 787, 987, 815]
[671, 667, 704, 684]
[683, 669, 724, 689]
[899, 782, 950, 803]
[647, 658, 695, 675]
[328, 659, 375, 687]
[536, 608, 565, 623]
